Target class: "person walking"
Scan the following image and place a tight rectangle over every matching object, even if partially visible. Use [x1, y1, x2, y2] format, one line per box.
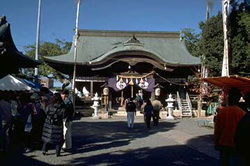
[126, 98, 136, 129]
[41, 93, 65, 157]
[61, 89, 74, 151]
[144, 99, 154, 129]
[214, 88, 246, 166]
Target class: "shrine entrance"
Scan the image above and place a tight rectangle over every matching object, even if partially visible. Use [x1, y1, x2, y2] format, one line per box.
[108, 71, 155, 109]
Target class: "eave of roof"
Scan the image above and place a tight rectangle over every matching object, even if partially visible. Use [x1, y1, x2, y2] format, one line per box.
[0, 16, 41, 68]
[44, 29, 201, 67]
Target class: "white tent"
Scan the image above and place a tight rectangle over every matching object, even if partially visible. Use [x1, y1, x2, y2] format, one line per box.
[0, 74, 34, 91]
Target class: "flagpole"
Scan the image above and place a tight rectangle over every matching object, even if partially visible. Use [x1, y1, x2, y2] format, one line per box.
[72, 0, 81, 111]
[35, 0, 42, 80]
[222, 0, 230, 76]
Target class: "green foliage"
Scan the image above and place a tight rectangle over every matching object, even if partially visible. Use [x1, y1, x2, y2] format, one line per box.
[183, 1, 250, 98]
[182, 1, 250, 77]
[24, 39, 72, 80]
[200, 13, 224, 76]
[181, 28, 201, 57]
[229, 2, 250, 75]
[197, 1, 250, 76]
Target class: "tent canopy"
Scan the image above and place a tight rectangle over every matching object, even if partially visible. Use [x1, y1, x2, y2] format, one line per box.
[0, 74, 34, 91]
[201, 75, 250, 94]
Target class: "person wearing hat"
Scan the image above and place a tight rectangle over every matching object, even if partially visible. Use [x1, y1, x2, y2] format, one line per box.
[61, 89, 73, 151]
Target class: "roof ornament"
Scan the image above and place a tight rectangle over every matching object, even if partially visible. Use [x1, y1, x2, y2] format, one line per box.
[0, 16, 7, 25]
[123, 34, 144, 47]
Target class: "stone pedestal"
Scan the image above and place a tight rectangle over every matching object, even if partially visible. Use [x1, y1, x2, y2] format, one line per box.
[114, 107, 143, 117]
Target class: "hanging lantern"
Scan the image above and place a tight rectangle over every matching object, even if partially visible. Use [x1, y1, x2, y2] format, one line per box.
[155, 87, 161, 97]
[103, 87, 109, 96]
[145, 77, 147, 81]
[119, 78, 123, 83]
[116, 75, 119, 81]
[126, 78, 129, 83]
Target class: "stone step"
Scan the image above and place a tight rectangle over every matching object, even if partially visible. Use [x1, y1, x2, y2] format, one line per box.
[113, 111, 144, 117]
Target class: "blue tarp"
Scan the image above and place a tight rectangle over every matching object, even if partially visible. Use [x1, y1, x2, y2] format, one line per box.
[23, 79, 42, 90]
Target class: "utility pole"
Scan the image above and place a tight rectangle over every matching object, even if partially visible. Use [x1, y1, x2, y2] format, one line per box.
[222, 0, 230, 76]
[35, 0, 42, 80]
[72, 0, 81, 111]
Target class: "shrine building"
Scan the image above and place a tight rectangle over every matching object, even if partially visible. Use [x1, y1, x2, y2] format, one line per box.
[44, 30, 200, 116]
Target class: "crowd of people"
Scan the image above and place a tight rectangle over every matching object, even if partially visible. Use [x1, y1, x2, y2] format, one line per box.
[0, 87, 74, 157]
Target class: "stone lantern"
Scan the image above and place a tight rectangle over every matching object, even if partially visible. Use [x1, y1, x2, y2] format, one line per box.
[165, 93, 175, 120]
[92, 92, 101, 118]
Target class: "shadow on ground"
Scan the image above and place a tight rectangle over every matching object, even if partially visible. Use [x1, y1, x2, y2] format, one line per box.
[70, 135, 219, 166]
[71, 120, 178, 154]
[0, 151, 49, 166]
[67, 120, 219, 166]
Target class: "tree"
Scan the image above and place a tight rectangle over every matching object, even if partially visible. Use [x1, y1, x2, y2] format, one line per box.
[181, 28, 201, 57]
[199, 13, 224, 76]
[229, 2, 250, 75]
[199, 1, 250, 76]
[24, 39, 72, 80]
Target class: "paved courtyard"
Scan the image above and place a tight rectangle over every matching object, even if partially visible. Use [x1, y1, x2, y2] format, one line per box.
[2, 117, 219, 166]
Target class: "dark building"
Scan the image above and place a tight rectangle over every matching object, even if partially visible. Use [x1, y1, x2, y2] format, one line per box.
[0, 16, 40, 77]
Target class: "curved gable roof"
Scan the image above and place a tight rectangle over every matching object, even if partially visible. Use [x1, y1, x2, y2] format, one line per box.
[0, 16, 41, 74]
[44, 30, 200, 66]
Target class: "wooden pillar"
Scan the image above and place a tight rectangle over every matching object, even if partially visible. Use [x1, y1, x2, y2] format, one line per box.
[90, 81, 94, 97]
[121, 90, 124, 106]
[131, 85, 134, 98]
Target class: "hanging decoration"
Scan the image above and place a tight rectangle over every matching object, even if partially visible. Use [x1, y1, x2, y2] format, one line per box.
[129, 79, 134, 86]
[116, 79, 126, 90]
[138, 78, 149, 89]
[154, 72, 188, 86]
[108, 71, 155, 92]
[135, 78, 138, 84]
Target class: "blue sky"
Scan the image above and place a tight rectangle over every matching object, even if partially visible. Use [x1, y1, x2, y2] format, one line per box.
[1, 0, 221, 52]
